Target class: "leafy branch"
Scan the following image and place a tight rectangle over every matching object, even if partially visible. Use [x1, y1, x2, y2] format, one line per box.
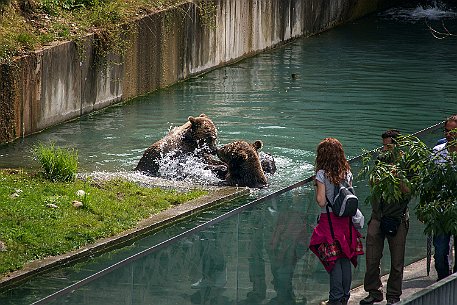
[359, 133, 457, 235]
[358, 134, 428, 204]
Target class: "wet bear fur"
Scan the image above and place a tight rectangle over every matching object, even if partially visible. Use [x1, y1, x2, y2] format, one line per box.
[212, 151, 277, 179]
[259, 151, 277, 174]
[135, 114, 223, 176]
[217, 140, 268, 188]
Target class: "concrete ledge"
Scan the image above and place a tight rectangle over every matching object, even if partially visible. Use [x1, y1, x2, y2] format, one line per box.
[0, 183, 249, 292]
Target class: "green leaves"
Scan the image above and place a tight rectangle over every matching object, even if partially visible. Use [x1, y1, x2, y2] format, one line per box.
[416, 199, 457, 235]
[416, 149, 457, 235]
[359, 134, 426, 205]
[360, 134, 457, 235]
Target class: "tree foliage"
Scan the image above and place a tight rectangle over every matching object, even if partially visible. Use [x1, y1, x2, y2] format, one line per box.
[359, 134, 429, 204]
[416, 141, 457, 235]
[359, 133, 457, 235]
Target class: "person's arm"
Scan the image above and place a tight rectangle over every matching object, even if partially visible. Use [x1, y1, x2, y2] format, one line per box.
[315, 180, 327, 208]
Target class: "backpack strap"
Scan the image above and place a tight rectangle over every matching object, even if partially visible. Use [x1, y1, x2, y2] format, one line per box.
[325, 183, 340, 212]
[325, 205, 335, 240]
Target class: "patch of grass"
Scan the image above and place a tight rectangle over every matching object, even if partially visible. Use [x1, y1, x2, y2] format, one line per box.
[0, 169, 207, 276]
[33, 142, 78, 182]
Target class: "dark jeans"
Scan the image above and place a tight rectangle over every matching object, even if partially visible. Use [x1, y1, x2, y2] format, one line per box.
[329, 257, 352, 302]
[433, 234, 456, 281]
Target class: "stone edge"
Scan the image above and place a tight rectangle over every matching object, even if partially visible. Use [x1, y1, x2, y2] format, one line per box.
[0, 186, 250, 291]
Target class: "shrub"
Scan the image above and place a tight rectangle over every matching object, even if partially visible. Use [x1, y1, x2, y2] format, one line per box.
[33, 142, 78, 182]
[359, 133, 457, 236]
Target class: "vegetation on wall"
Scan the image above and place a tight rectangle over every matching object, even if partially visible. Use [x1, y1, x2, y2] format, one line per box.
[0, 0, 219, 64]
[0, 0, 185, 64]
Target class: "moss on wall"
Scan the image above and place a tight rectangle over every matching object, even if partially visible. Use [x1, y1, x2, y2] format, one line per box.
[0, 63, 17, 143]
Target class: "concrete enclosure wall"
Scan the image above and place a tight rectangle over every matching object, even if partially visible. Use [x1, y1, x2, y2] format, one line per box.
[0, 0, 394, 144]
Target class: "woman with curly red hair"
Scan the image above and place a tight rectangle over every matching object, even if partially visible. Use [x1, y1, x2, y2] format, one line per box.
[309, 138, 364, 305]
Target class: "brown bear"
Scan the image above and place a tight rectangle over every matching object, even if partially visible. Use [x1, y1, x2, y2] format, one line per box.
[135, 114, 222, 176]
[216, 140, 268, 188]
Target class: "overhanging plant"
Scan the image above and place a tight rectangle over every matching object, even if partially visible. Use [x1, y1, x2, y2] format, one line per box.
[358, 134, 429, 204]
[359, 132, 457, 236]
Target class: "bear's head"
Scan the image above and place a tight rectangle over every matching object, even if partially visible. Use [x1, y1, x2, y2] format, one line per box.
[216, 140, 267, 188]
[187, 114, 218, 154]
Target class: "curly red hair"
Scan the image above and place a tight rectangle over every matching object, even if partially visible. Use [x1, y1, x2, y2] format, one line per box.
[315, 138, 350, 185]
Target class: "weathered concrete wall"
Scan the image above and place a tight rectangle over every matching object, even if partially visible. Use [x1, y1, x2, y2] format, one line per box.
[0, 0, 394, 144]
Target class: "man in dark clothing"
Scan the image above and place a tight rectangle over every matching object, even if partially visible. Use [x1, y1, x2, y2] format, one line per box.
[360, 129, 411, 305]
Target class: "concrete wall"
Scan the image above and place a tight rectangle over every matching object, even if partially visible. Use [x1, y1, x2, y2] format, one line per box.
[0, 0, 394, 144]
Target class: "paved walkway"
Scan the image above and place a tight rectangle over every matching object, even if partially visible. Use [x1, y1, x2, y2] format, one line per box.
[348, 257, 437, 305]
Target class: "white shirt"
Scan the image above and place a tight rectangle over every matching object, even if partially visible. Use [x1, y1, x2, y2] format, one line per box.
[433, 143, 448, 164]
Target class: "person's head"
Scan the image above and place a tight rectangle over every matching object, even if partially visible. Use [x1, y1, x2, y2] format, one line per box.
[444, 114, 457, 143]
[315, 137, 350, 185]
[381, 129, 401, 151]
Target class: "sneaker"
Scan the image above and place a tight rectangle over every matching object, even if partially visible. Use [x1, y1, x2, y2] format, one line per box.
[386, 298, 400, 305]
[359, 295, 383, 305]
[191, 278, 210, 289]
[191, 268, 227, 289]
[319, 301, 343, 305]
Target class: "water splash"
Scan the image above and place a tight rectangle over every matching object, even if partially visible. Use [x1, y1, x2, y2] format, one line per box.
[150, 144, 223, 186]
[381, 1, 457, 22]
[157, 152, 222, 186]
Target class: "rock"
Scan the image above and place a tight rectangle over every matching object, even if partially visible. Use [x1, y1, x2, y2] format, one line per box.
[72, 200, 83, 208]
[76, 190, 86, 197]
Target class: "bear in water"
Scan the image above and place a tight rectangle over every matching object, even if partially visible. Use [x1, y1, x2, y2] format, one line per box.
[217, 140, 268, 188]
[135, 114, 225, 176]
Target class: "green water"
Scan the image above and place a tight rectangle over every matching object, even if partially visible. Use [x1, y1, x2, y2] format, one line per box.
[1, 2, 457, 304]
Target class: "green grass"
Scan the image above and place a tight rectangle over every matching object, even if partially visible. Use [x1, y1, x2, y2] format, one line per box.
[0, 169, 207, 276]
[33, 142, 78, 182]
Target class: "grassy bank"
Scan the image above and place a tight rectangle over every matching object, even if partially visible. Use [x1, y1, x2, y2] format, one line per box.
[0, 0, 188, 63]
[0, 169, 207, 277]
